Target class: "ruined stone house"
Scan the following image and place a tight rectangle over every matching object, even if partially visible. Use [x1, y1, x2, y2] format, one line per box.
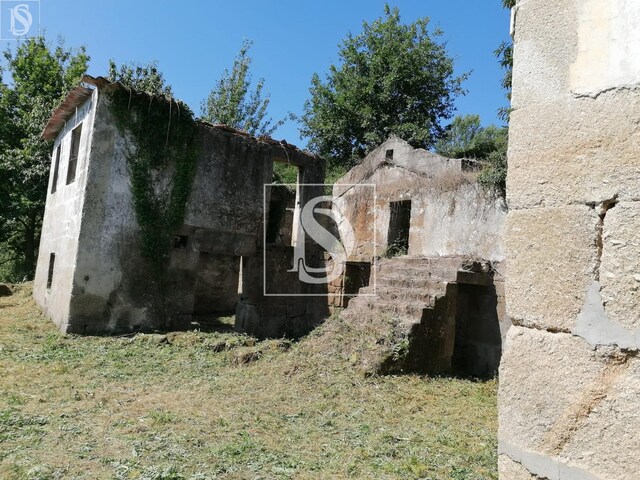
[36, 78, 514, 382]
[327, 136, 510, 376]
[34, 75, 327, 335]
[499, 1, 640, 479]
[34, 74, 512, 377]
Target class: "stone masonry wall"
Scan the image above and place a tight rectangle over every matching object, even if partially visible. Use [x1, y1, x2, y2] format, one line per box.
[499, 1, 640, 479]
[333, 136, 507, 264]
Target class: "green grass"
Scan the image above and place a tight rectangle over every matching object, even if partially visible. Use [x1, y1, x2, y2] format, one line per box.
[0, 283, 497, 479]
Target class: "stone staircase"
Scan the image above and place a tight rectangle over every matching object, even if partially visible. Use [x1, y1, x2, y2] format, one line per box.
[341, 256, 470, 374]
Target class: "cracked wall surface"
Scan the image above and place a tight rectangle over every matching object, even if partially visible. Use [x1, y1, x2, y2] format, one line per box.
[500, 1, 640, 479]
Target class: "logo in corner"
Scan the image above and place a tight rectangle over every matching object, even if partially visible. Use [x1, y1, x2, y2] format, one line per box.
[1, 1, 39, 40]
[9, 4, 32, 36]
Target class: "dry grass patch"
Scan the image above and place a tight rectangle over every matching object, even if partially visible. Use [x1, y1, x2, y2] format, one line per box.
[0, 284, 497, 479]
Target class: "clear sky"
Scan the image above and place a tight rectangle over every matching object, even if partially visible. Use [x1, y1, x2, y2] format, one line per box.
[8, 0, 511, 148]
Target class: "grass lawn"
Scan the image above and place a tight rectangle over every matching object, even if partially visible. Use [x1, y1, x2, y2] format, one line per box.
[0, 284, 497, 479]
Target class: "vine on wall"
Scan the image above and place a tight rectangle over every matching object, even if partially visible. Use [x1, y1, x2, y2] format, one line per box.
[108, 88, 198, 312]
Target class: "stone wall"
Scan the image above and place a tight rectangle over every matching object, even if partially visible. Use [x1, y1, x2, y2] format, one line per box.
[36, 79, 326, 335]
[500, 1, 640, 478]
[61, 93, 278, 333]
[333, 136, 507, 264]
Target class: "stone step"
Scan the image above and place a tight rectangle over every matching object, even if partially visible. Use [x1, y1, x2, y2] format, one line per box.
[370, 270, 458, 288]
[376, 256, 467, 271]
[345, 297, 429, 319]
[377, 263, 446, 274]
[371, 272, 456, 289]
[375, 264, 462, 282]
[358, 286, 438, 305]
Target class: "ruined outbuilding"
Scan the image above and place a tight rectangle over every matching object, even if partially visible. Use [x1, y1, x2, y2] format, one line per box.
[36, 75, 513, 380]
[499, 1, 640, 479]
[34, 76, 327, 335]
[328, 136, 509, 376]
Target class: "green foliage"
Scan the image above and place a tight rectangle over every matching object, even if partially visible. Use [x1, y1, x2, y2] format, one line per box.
[436, 114, 508, 195]
[382, 239, 408, 258]
[435, 115, 506, 159]
[301, 4, 467, 168]
[477, 146, 508, 197]
[1, 285, 498, 479]
[435, 114, 483, 158]
[272, 162, 298, 187]
[0, 36, 89, 281]
[496, 0, 515, 122]
[108, 59, 172, 96]
[202, 40, 291, 137]
[107, 88, 198, 291]
[324, 161, 349, 187]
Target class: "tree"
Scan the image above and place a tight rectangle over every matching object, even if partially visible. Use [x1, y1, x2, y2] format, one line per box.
[435, 114, 508, 195]
[107, 59, 172, 96]
[471, 0, 516, 195]
[435, 114, 484, 158]
[435, 114, 506, 160]
[202, 40, 289, 137]
[0, 37, 89, 281]
[301, 4, 467, 168]
[496, 0, 515, 122]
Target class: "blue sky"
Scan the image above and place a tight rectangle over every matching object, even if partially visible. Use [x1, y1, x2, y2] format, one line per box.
[5, 0, 511, 147]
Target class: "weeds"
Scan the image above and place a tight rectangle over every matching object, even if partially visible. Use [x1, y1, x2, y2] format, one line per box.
[0, 283, 497, 479]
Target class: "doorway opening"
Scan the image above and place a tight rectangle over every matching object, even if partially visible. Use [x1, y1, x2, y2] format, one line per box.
[266, 185, 296, 246]
[342, 262, 372, 307]
[452, 282, 502, 377]
[387, 200, 411, 255]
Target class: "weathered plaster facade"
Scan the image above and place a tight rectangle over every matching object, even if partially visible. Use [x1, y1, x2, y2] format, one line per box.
[35, 76, 326, 335]
[500, 1, 640, 479]
[331, 137, 509, 376]
[333, 136, 507, 263]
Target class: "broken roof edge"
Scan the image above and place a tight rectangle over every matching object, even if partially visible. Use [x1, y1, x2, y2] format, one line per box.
[41, 76, 323, 164]
[332, 136, 462, 198]
[197, 120, 322, 164]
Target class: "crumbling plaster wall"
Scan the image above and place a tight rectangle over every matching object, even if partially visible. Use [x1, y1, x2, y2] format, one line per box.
[500, 1, 640, 479]
[68, 90, 274, 333]
[34, 91, 97, 330]
[333, 137, 506, 263]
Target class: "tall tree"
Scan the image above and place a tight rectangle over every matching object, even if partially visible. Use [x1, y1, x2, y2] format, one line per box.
[202, 40, 289, 137]
[0, 37, 89, 281]
[435, 114, 506, 160]
[301, 4, 467, 168]
[496, 0, 515, 122]
[435, 114, 508, 195]
[107, 59, 172, 96]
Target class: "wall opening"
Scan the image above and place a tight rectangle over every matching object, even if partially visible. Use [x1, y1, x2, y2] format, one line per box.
[173, 235, 188, 249]
[46, 253, 55, 289]
[385, 149, 394, 160]
[66, 123, 82, 185]
[51, 145, 61, 194]
[67, 124, 82, 185]
[193, 253, 240, 316]
[343, 262, 371, 307]
[265, 185, 295, 245]
[388, 200, 411, 253]
[452, 281, 502, 377]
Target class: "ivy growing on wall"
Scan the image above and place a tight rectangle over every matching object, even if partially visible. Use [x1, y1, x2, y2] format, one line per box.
[108, 88, 198, 287]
